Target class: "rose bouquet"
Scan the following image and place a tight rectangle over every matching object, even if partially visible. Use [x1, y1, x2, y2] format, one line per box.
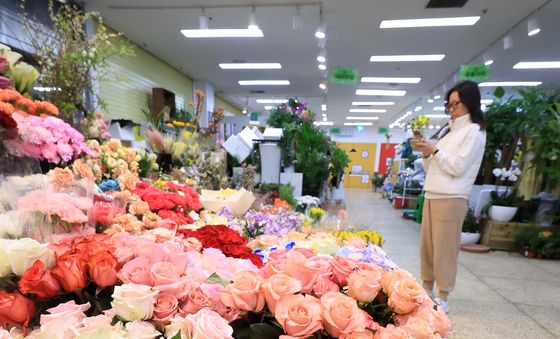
[82, 111, 111, 140]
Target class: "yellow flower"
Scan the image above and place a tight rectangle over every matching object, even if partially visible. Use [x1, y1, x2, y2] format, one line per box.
[173, 121, 186, 127]
[539, 231, 552, 238]
[167, 123, 174, 128]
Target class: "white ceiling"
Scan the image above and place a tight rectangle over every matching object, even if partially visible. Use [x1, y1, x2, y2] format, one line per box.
[83, 0, 560, 129]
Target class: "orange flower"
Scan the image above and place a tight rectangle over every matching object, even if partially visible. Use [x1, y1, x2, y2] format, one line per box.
[16, 97, 36, 115]
[0, 89, 22, 104]
[274, 198, 291, 210]
[34, 100, 59, 116]
[0, 101, 14, 115]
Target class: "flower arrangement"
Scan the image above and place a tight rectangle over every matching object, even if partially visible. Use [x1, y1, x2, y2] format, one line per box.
[488, 165, 524, 207]
[81, 111, 111, 140]
[309, 207, 326, 223]
[0, 44, 39, 94]
[332, 229, 385, 247]
[90, 139, 139, 181]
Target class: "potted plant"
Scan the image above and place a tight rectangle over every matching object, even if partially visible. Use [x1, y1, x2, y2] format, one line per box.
[409, 114, 430, 151]
[461, 207, 482, 245]
[294, 122, 331, 197]
[330, 146, 350, 188]
[372, 173, 387, 192]
[482, 166, 524, 222]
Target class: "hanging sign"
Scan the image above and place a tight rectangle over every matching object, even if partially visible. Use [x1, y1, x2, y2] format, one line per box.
[459, 64, 491, 82]
[330, 67, 359, 84]
[378, 127, 389, 134]
[329, 127, 341, 135]
[249, 111, 259, 122]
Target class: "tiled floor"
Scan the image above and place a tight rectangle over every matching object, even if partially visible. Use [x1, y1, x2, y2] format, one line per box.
[340, 188, 560, 339]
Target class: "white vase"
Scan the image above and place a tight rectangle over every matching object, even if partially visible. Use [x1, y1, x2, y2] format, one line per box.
[460, 232, 481, 245]
[489, 205, 518, 222]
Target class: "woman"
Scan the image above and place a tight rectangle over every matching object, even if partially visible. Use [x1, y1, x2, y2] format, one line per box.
[416, 80, 486, 313]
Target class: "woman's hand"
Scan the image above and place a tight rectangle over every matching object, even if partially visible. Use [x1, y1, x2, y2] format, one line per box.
[416, 139, 438, 158]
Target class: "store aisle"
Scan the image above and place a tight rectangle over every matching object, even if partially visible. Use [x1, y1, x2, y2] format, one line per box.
[342, 188, 560, 339]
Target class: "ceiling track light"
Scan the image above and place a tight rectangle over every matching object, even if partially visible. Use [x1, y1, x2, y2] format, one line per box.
[248, 7, 259, 30]
[199, 8, 208, 29]
[318, 64, 327, 71]
[319, 82, 327, 90]
[315, 7, 326, 39]
[503, 35, 513, 50]
[527, 18, 541, 36]
[317, 49, 327, 63]
[292, 5, 303, 30]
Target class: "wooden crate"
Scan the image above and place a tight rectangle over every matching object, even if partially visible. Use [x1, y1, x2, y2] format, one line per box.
[480, 220, 533, 251]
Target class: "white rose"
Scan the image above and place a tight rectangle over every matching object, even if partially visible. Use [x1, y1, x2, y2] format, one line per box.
[111, 284, 158, 321]
[76, 329, 129, 339]
[165, 317, 189, 339]
[185, 309, 234, 339]
[125, 321, 160, 339]
[6, 238, 54, 276]
[107, 158, 118, 169]
[0, 239, 13, 277]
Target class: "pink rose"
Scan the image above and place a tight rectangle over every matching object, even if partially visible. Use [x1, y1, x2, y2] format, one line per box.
[285, 251, 320, 293]
[268, 249, 288, 262]
[263, 274, 302, 315]
[183, 237, 203, 252]
[373, 325, 408, 339]
[40, 300, 90, 324]
[117, 256, 152, 285]
[307, 254, 332, 278]
[153, 292, 179, 323]
[179, 288, 210, 316]
[185, 308, 234, 339]
[275, 294, 323, 338]
[339, 330, 375, 339]
[292, 247, 315, 258]
[347, 269, 382, 303]
[220, 271, 265, 312]
[388, 279, 427, 315]
[136, 243, 169, 264]
[200, 284, 241, 322]
[399, 316, 434, 338]
[381, 269, 413, 296]
[262, 260, 288, 279]
[312, 275, 340, 298]
[125, 321, 162, 338]
[320, 291, 365, 337]
[154, 276, 192, 299]
[150, 262, 180, 285]
[330, 256, 358, 287]
[395, 302, 451, 338]
[113, 246, 136, 264]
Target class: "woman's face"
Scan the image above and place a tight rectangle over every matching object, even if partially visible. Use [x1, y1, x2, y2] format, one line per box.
[447, 91, 469, 119]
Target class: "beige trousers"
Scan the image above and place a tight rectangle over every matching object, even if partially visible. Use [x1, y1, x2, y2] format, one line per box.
[420, 198, 467, 295]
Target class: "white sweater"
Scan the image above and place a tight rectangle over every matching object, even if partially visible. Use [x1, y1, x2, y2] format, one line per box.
[423, 114, 486, 199]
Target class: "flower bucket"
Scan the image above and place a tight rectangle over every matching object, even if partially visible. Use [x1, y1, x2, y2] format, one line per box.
[489, 205, 518, 222]
[460, 232, 481, 245]
[156, 153, 172, 173]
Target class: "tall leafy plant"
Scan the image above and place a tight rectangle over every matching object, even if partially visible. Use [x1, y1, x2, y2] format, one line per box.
[294, 122, 330, 196]
[528, 102, 560, 190]
[330, 145, 350, 188]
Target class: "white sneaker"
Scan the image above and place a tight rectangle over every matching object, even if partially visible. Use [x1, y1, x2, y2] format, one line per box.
[434, 297, 449, 314]
[426, 290, 436, 300]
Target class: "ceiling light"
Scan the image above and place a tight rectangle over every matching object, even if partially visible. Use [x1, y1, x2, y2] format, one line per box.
[484, 59, 494, 66]
[349, 108, 387, 113]
[360, 76, 421, 84]
[344, 122, 373, 126]
[426, 114, 448, 119]
[248, 7, 259, 30]
[199, 10, 209, 29]
[479, 81, 542, 87]
[436, 125, 441, 129]
[414, 106, 422, 112]
[380, 16, 480, 28]
[433, 106, 445, 111]
[513, 61, 560, 69]
[503, 35, 513, 50]
[318, 64, 327, 71]
[429, 125, 434, 129]
[433, 95, 441, 100]
[292, 6, 303, 30]
[346, 116, 380, 120]
[321, 104, 327, 111]
[427, 99, 434, 103]
[239, 80, 290, 86]
[352, 101, 395, 106]
[322, 114, 327, 117]
[356, 89, 406, 96]
[219, 63, 281, 69]
[319, 82, 327, 90]
[264, 105, 273, 110]
[370, 54, 445, 62]
[256, 99, 288, 104]
[527, 18, 541, 36]
[323, 117, 328, 121]
[315, 121, 334, 126]
[315, 14, 326, 39]
[242, 107, 248, 114]
[181, 29, 264, 38]
[481, 99, 494, 104]
[317, 49, 327, 63]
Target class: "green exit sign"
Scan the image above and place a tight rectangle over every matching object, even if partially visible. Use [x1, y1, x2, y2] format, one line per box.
[330, 67, 359, 84]
[459, 64, 491, 82]
[329, 128, 341, 135]
[378, 127, 389, 134]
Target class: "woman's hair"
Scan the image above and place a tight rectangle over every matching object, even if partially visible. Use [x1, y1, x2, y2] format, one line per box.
[446, 80, 485, 130]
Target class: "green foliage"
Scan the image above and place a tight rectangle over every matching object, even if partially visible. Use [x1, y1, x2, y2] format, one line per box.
[206, 272, 232, 286]
[278, 184, 297, 207]
[329, 146, 351, 187]
[372, 173, 387, 188]
[410, 114, 429, 130]
[515, 226, 560, 258]
[462, 208, 482, 233]
[142, 106, 169, 132]
[294, 122, 331, 196]
[137, 154, 153, 178]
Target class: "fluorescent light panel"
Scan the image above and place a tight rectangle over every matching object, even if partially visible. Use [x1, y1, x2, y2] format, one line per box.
[344, 122, 373, 126]
[315, 121, 333, 126]
[480, 99, 494, 104]
[352, 101, 395, 106]
[356, 89, 406, 96]
[370, 54, 445, 62]
[479, 81, 542, 87]
[433, 106, 445, 111]
[361, 76, 421, 84]
[264, 105, 274, 110]
[256, 99, 288, 104]
[219, 63, 281, 69]
[346, 116, 380, 120]
[349, 108, 387, 113]
[426, 114, 448, 119]
[513, 61, 560, 69]
[239, 80, 290, 86]
[484, 59, 494, 66]
[181, 28, 264, 38]
[380, 16, 480, 28]
[433, 95, 441, 100]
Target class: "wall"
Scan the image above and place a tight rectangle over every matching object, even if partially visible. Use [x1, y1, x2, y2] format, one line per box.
[215, 96, 242, 116]
[336, 143, 377, 189]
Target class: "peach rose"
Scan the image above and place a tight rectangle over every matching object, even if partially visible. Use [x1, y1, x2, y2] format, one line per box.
[285, 251, 320, 293]
[129, 201, 150, 216]
[381, 269, 414, 296]
[372, 324, 407, 339]
[117, 256, 152, 285]
[154, 276, 192, 300]
[125, 321, 161, 339]
[185, 308, 234, 339]
[118, 173, 137, 191]
[48, 167, 74, 189]
[88, 251, 118, 288]
[143, 212, 161, 229]
[400, 316, 434, 338]
[72, 160, 94, 179]
[220, 271, 265, 312]
[183, 237, 203, 252]
[339, 330, 375, 339]
[312, 275, 340, 298]
[179, 288, 210, 316]
[320, 291, 365, 337]
[263, 274, 302, 315]
[262, 260, 288, 279]
[307, 254, 333, 278]
[330, 256, 358, 287]
[388, 279, 427, 315]
[275, 294, 323, 338]
[396, 302, 451, 338]
[153, 292, 179, 323]
[347, 269, 382, 303]
[151, 262, 180, 286]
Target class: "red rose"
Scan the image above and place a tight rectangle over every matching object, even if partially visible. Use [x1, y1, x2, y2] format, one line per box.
[0, 290, 36, 328]
[18, 260, 61, 300]
[88, 251, 118, 287]
[52, 252, 88, 292]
